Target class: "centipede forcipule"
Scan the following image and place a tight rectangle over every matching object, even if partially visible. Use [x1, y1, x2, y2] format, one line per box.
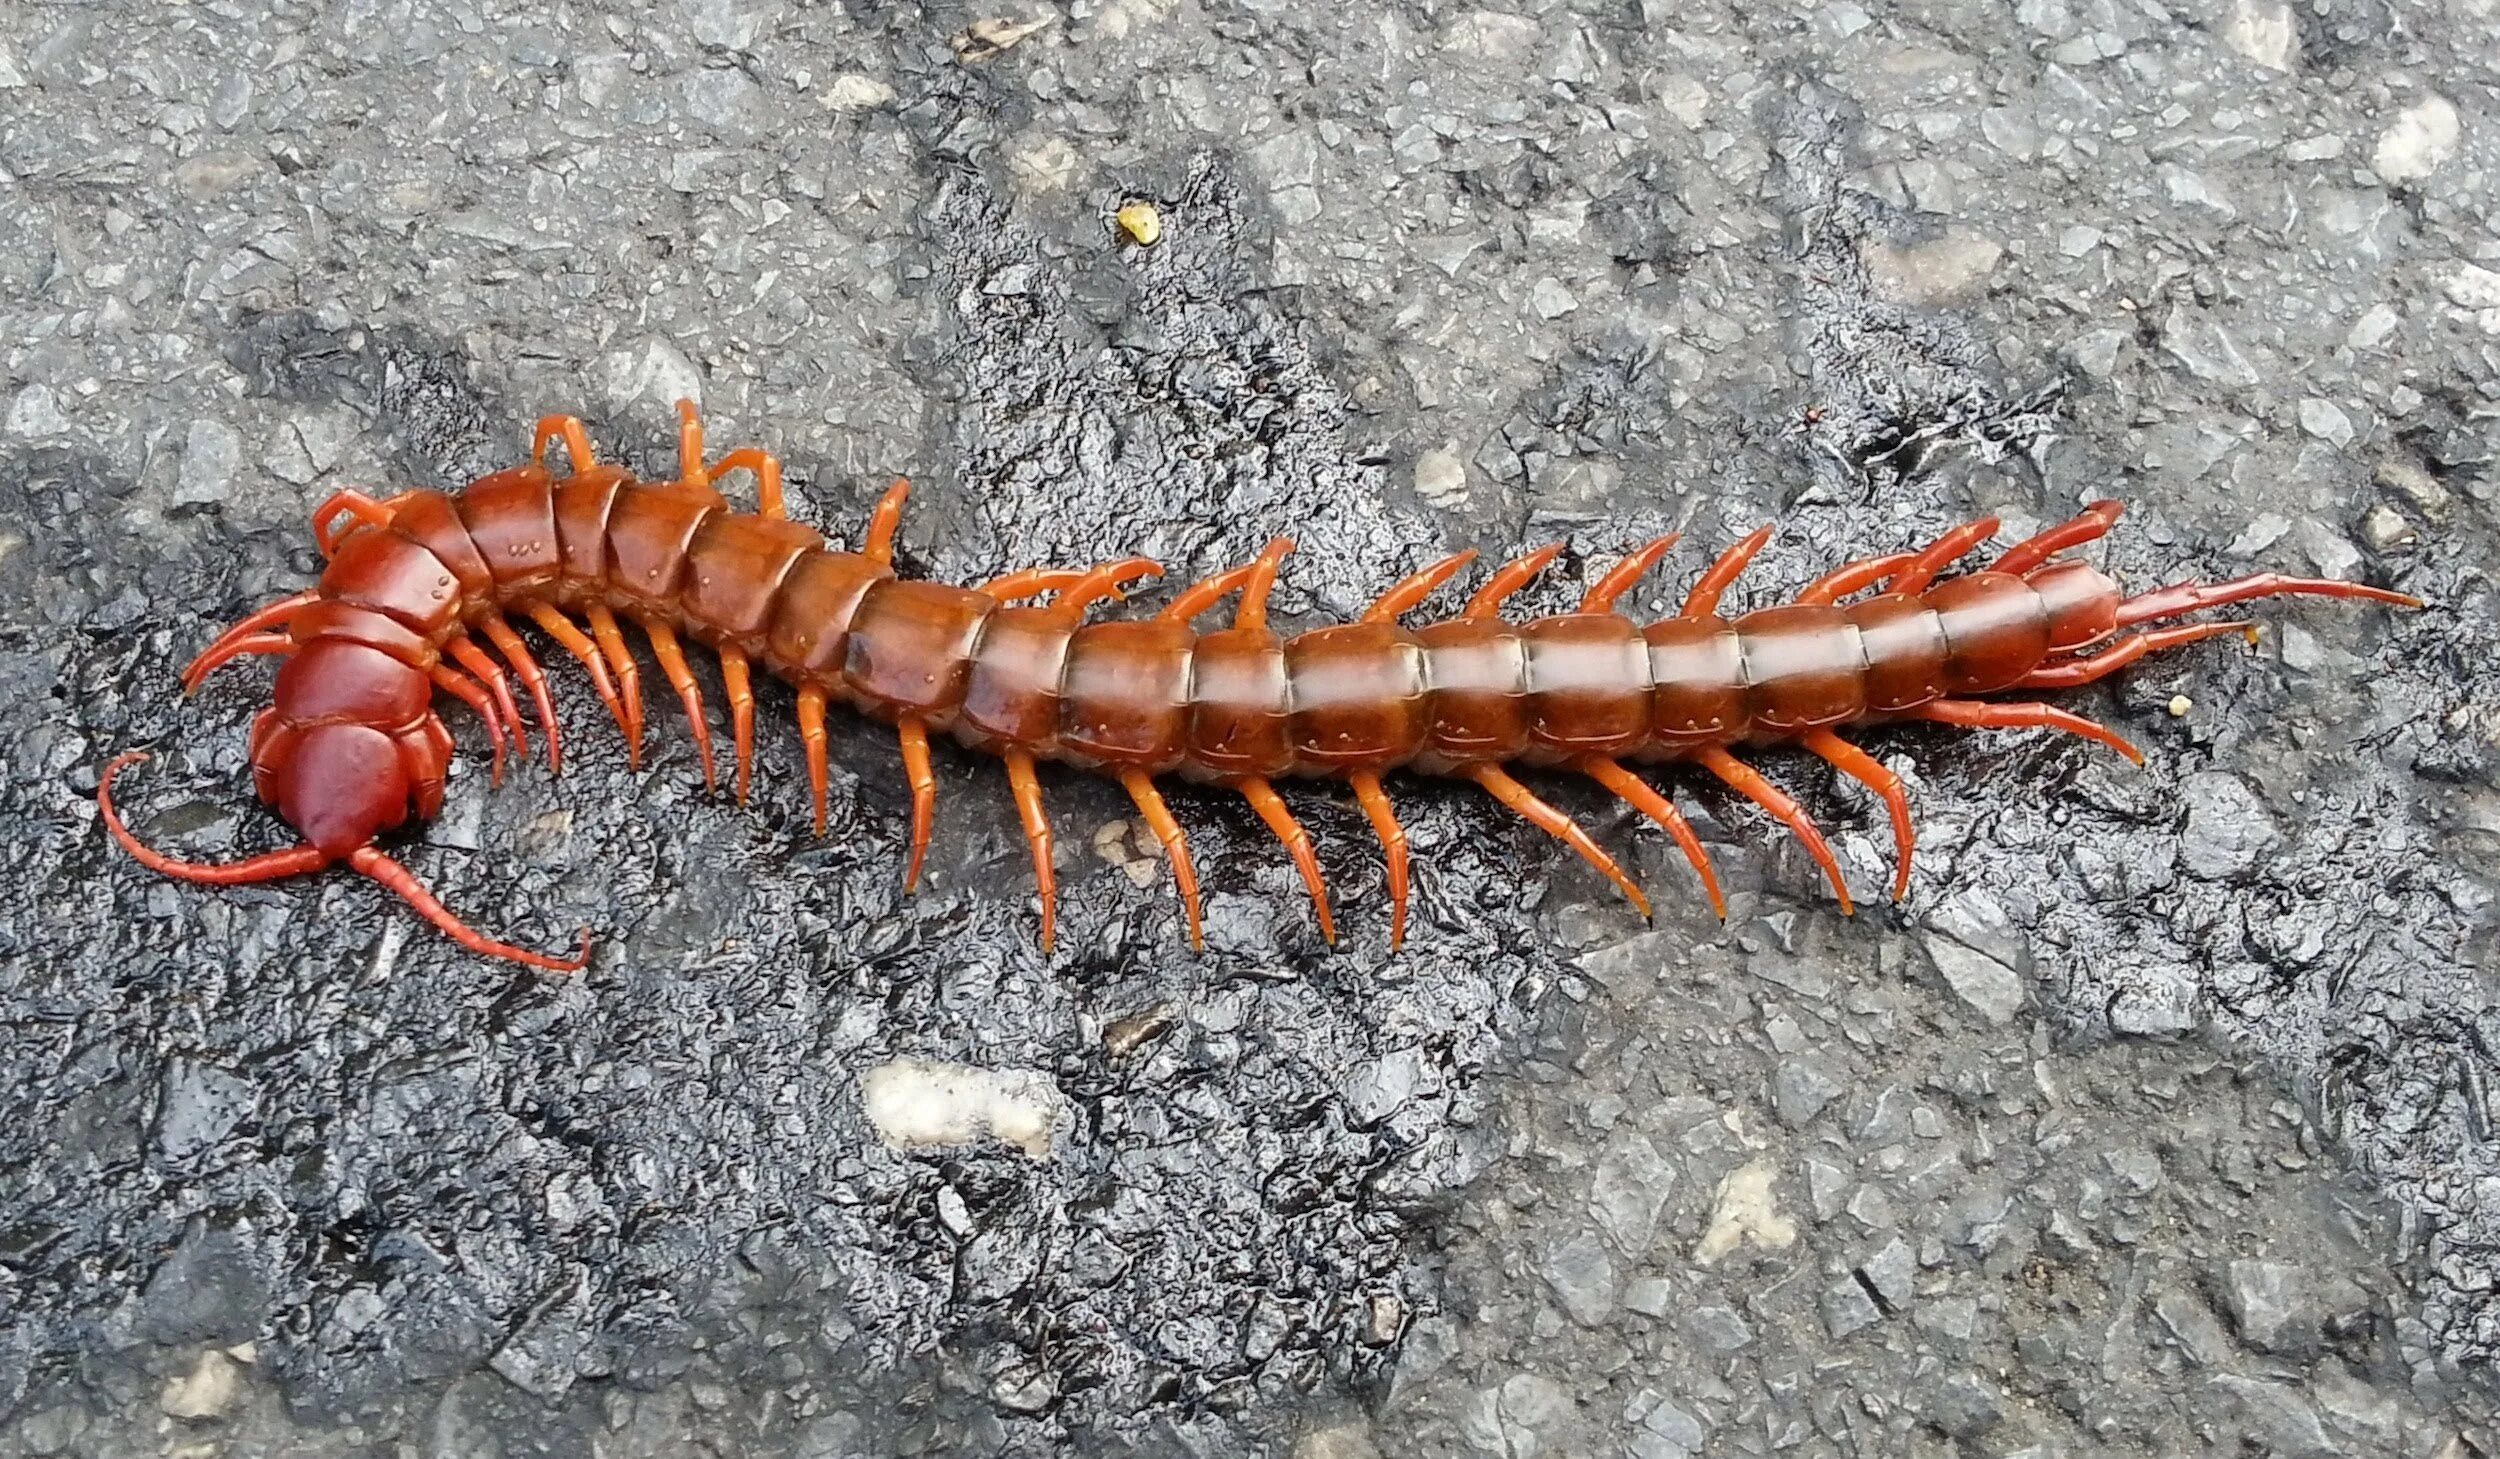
[94, 402, 2423, 971]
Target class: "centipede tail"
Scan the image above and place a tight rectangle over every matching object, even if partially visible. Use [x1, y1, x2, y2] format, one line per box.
[98, 409, 2424, 971]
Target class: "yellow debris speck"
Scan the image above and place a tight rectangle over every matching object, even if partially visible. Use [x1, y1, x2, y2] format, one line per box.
[2167, 695, 2193, 718]
[1115, 201, 1162, 246]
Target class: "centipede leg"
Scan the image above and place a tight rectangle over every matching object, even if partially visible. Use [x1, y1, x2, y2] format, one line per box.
[897, 716, 935, 894]
[710, 446, 786, 520]
[1004, 750, 1057, 953]
[1883, 515, 2002, 598]
[2112, 572, 2422, 627]
[1349, 772, 1410, 949]
[1235, 775, 1336, 946]
[863, 479, 910, 567]
[1802, 730, 1917, 903]
[2015, 622, 2254, 689]
[797, 685, 830, 834]
[1694, 745, 1854, 914]
[347, 847, 591, 973]
[1907, 699, 2144, 765]
[446, 636, 531, 762]
[531, 415, 598, 475]
[427, 663, 509, 786]
[1796, 553, 1916, 607]
[1579, 533, 1683, 614]
[1119, 771, 1204, 951]
[721, 646, 756, 805]
[312, 490, 396, 557]
[1464, 543, 1565, 619]
[637, 617, 717, 792]
[583, 604, 645, 764]
[1577, 756, 1726, 919]
[522, 602, 629, 741]
[1467, 765, 1651, 918]
[1989, 500, 2124, 576]
[673, 399, 710, 489]
[1681, 525, 1775, 616]
[477, 613, 563, 775]
[1363, 549, 1480, 622]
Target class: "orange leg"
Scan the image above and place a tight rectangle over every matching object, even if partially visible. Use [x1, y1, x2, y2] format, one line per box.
[312, 490, 396, 557]
[1906, 699, 2144, 765]
[2015, 622, 2253, 690]
[1885, 515, 2001, 598]
[1464, 543, 1565, 619]
[710, 446, 785, 519]
[523, 602, 629, 741]
[980, 567, 1087, 601]
[721, 646, 756, 804]
[1050, 558, 1163, 618]
[1349, 771, 1410, 949]
[673, 399, 711, 489]
[1681, 525, 1775, 616]
[185, 590, 318, 690]
[637, 616, 716, 792]
[1004, 750, 1057, 953]
[1468, 765, 1650, 918]
[347, 846, 590, 972]
[1579, 533, 1682, 614]
[863, 479, 910, 566]
[898, 716, 936, 893]
[1364, 549, 1479, 622]
[96, 753, 331, 884]
[1797, 553, 1916, 607]
[584, 603, 645, 766]
[1694, 745, 1854, 914]
[531, 415, 597, 475]
[1803, 729, 1916, 903]
[477, 613, 563, 775]
[1235, 775, 1335, 945]
[1578, 756, 1725, 919]
[429, 663, 509, 786]
[1120, 770, 1204, 951]
[2111, 572, 2422, 628]
[446, 636, 530, 761]
[1159, 538, 1295, 626]
[797, 685, 831, 834]
[1989, 500, 2124, 576]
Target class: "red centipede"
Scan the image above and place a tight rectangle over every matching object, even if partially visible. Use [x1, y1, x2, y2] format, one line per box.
[95, 402, 2422, 970]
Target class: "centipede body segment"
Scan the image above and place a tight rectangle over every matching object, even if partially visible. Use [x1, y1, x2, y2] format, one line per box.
[97, 403, 2423, 971]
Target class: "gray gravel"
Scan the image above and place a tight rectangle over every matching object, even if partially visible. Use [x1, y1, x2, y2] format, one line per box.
[5, 0, 2499, 1456]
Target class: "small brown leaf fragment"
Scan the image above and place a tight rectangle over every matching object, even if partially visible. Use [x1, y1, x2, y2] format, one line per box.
[952, 15, 1054, 63]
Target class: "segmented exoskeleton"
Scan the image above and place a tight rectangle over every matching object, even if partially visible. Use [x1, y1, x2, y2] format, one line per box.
[98, 403, 2421, 969]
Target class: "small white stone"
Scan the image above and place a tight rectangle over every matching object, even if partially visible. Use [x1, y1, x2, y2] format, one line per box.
[2345, 303, 2400, 350]
[2298, 397, 2355, 448]
[860, 1060, 1068, 1160]
[6, 383, 69, 438]
[1413, 447, 1468, 508]
[1863, 232, 2004, 304]
[2284, 134, 2345, 162]
[1442, 10, 1541, 57]
[2438, 262, 2500, 310]
[2058, 224, 2103, 257]
[1694, 1159, 1796, 1264]
[600, 337, 703, 413]
[175, 419, 243, 506]
[2220, 0, 2299, 72]
[2372, 96, 2461, 184]
[1529, 276, 1578, 319]
[160, 1350, 243, 1420]
[2358, 504, 2416, 552]
[820, 73, 894, 112]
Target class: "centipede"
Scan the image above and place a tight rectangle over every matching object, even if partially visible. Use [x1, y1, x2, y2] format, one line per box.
[94, 401, 2422, 971]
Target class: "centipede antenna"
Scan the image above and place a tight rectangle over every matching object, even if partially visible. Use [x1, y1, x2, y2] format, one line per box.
[346, 847, 590, 973]
[96, 753, 330, 884]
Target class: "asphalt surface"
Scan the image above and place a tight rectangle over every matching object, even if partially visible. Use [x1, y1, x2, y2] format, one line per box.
[3, 1, 2497, 1457]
